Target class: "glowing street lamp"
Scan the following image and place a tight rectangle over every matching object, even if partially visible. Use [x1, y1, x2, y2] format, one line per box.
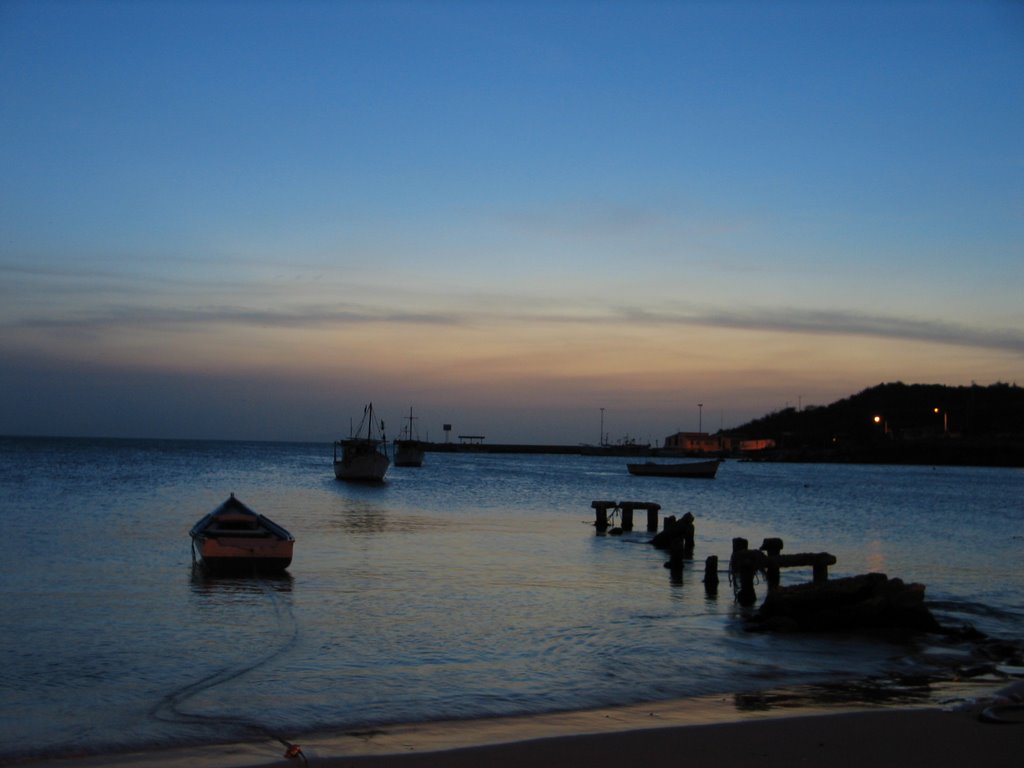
[933, 407, 948, 434]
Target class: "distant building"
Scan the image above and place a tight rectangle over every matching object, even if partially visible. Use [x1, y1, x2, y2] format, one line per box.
[663, 431, 732, 453]
[738, 438, 776, 452]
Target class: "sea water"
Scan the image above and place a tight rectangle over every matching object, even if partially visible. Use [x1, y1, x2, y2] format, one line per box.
[0, 436, 1022, 762]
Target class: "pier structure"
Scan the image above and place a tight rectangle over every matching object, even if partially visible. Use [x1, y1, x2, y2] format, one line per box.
[591, 500, 662, 533]
[729, 537, 837, 606]
[588, 503, 933, 632]
[590, 502, 836, 603]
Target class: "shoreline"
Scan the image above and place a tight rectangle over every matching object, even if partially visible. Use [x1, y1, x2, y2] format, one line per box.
[18, 680, 1023, 768]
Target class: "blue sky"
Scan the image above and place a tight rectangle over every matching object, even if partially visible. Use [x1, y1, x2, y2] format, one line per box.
[1, 1, 1022, 443]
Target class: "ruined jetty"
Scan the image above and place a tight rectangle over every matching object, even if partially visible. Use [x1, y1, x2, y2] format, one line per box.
[591, 500, 662, 533]
[588, 502, 941, 635]
[729, 538, 837, 605]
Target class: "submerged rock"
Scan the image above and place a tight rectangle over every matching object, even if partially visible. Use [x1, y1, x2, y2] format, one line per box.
[749, 572, 941, 633]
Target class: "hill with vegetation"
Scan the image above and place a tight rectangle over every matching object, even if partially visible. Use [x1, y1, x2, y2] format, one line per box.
[723, 382, 1024, 467]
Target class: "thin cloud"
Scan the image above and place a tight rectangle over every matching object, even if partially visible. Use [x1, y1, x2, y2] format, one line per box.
[12, 303, 466, 331]
[612, 305, 1024, 355]
[7, 284, 1022, 357]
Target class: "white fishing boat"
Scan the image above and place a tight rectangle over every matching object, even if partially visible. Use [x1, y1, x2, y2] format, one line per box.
[393, 406, 425, 467]
[334, 402, 390, 482]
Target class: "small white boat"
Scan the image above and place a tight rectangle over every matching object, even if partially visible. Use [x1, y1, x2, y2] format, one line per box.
[189, 494, 295, 572]
[627, 458, 722, 479]
[334, 402, 391, 482]
[393, 406, 425, 468]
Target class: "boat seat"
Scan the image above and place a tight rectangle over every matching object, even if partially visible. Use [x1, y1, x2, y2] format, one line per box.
[205, 528, 271, 537]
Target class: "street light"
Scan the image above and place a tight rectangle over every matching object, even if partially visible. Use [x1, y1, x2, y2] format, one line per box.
[698, 403, 703, 434]
[933, 407, 948, 434]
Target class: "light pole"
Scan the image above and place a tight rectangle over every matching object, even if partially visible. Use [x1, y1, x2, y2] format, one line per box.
[698, 403, 703, 434]
[600, 408, 605, 447]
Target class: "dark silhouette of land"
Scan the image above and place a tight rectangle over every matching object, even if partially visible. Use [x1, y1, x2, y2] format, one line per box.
[422, 383, 1024, 467]
[723, 381, 1024, 467]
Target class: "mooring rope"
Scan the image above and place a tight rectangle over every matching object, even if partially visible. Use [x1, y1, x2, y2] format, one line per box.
[149, 574, 307, 763]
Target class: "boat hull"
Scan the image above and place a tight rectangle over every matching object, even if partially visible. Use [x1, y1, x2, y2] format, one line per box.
[333, 441, 390, 481]
[394, 407, 425, 467]
[393, 440, 425, 468]
[192, 535, 294, 572]
[626, 459, 721, 478]
[189, 494, 295, 573]
[333, 455, 390, 481]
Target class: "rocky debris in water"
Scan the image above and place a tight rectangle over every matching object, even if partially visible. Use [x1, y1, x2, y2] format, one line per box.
[748, 572, 942, 633]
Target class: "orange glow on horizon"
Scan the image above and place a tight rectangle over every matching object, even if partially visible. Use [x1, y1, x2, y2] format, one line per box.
[7, 308, 1018, 423]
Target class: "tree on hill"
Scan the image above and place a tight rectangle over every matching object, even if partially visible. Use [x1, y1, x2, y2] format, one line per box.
[724, 382, 1024, 463]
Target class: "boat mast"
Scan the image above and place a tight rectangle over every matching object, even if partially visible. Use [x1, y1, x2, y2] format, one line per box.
[406, 406, 417, 440]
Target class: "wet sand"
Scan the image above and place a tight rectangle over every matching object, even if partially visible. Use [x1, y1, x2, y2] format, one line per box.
[23, 681, 1024, 768]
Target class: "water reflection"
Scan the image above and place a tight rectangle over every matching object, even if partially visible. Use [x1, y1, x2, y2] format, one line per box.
[189, 563, 294, 595]
[327, 502, 447, 535]
[865, 538, 887, 573]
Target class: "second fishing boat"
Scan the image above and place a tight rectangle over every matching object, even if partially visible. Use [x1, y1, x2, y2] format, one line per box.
[334, 402, 391, 482]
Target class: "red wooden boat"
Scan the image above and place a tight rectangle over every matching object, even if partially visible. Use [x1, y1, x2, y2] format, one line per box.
[190, 494, 295, 572]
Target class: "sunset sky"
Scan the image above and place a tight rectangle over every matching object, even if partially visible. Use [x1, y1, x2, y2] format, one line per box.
[2, 1, 1022, 444]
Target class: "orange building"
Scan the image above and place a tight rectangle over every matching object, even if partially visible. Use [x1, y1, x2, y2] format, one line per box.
[663, 431, 733, 453]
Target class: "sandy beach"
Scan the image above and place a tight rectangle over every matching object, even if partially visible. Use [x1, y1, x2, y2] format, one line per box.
[23, 682, 1023, 768]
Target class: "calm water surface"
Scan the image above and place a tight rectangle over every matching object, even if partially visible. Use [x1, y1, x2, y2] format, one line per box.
[1, 437, 1022, 762]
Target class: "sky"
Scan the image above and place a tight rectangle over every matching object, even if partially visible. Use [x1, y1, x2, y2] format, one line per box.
[1, 0, 1022, 445]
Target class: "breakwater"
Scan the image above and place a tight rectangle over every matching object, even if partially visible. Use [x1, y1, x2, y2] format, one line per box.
[419, 439, 1024, 467]
[422, 441, 666, 457]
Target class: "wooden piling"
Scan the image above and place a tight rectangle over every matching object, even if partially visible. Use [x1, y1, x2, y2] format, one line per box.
[737, 557, 757, 606]
[730, 537, 749, 579]
[679, 512, 695, 552]
[761, 538, 783, 556]
[703, 555, 719, 595]
[812, 553, 834, 583]
[760, 537, 784, 590]
[666, 538, 685, 582]
[646, 507, 659, 532]
[729, 545, 761, 606]
[591, 500, 617, 533]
